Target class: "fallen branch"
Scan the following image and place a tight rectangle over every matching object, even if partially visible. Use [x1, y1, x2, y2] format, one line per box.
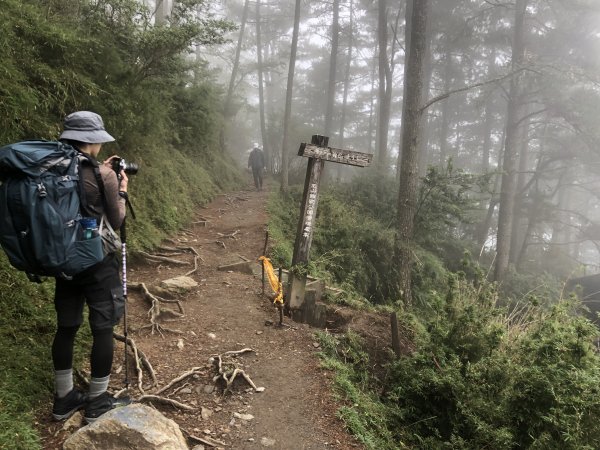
[215, 240, 226, 249]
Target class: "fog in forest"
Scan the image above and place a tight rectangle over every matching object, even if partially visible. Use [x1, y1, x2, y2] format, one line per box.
[164, 0, 600, 284]
[5, 2, 600, 446]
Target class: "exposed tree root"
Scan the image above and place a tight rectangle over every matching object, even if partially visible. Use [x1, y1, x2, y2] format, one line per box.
[182, 428, 227, 448]
[155, 366, 207, 395]
[113, 332, 157, 394]
[210, 348, 265, 394]
[138, 394, 195, 411]
[129, 282, 185, 335]
[137, 250, 190, 266]
[217, 230, 240, 240]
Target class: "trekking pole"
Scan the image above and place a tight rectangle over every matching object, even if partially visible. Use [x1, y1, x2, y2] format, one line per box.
[119, 195, 136, 390]
[120, 216, 130, 390]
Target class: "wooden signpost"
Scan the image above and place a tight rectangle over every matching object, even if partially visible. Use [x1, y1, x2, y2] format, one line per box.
[287, 135, 372, 324]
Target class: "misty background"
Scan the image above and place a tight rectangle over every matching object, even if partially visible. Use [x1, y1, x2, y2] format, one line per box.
[172, 0, 600, 284]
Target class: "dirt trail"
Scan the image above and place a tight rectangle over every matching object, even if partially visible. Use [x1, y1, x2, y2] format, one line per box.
[41, 182, 361, 449]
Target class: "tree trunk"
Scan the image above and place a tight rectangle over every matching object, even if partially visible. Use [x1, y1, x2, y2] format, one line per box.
[221, 0, 250, 152]
[396, 0, 413, 179]
[439, 46, 452, 166]
[155, 0, 171, 25]
[481, 47, 497, 172]
[376, 0, 392, 171]
[324, 0, 340, 139]
[367, 52, 377, 155]
[477, 127, 505, 254]
[509, 114, 530, 264]
[336, 0, 354, 181]
[393, 0, 428, 306]
[418, 19, 433, 175]
[264, 39, 279, 172]
[494, 0, 528, 282]
[256, 0, 270, 168]
[280, 0, 301, 193]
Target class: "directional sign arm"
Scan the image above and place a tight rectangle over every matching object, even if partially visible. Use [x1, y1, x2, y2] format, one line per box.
[298, 143, 373, 167]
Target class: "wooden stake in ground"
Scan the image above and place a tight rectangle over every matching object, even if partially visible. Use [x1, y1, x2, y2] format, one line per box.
[288, 135, 372, 322]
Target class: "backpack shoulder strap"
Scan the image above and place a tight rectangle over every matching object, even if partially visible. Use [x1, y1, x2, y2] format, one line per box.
[77, 153, 108, 212]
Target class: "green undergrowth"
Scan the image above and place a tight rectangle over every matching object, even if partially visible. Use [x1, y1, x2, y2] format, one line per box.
[317, 331, 400, 449]
[316, 275, 600, 449]
[0, 254, 54, 450]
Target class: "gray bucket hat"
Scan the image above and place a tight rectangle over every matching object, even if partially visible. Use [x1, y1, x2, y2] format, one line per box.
[59, 111, 115, 143]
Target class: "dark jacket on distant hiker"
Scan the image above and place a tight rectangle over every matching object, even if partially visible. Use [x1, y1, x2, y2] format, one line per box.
[248, 146, 265, 190]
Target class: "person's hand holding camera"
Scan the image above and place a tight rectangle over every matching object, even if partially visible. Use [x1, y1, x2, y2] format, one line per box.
[103, 155, 128, 192]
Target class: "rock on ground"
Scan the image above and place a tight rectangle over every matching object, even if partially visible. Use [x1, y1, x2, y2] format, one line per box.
[63, 404, 188, 450]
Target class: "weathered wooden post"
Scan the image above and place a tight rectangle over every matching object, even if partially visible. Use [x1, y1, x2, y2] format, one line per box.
[288, 135, 372, 323]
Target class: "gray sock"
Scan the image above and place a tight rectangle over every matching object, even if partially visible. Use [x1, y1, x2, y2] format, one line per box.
[88, 375, 110, 399]
[54, 369, 73, 398]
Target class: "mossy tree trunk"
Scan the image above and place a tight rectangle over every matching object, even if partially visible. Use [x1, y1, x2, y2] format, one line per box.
[393, 0, 429, 306]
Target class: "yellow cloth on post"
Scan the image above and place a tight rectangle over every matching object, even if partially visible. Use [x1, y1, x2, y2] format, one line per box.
[258, 256, 284, 305]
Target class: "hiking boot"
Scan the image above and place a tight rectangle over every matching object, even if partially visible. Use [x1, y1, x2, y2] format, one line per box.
[52, 389, 87, 420]
[84, 392, 131, 424]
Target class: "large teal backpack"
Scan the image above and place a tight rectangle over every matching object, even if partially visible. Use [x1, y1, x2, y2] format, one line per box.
[0, 140, 105, 280]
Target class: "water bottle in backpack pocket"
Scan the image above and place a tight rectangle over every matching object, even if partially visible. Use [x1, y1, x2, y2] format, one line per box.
[80, 217, 99, 240]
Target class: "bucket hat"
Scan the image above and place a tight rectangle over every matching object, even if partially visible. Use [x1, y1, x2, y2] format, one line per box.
[59, 111, 115, 143]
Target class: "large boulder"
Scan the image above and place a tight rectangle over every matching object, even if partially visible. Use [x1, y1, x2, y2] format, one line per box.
[63, 404, 188, 450]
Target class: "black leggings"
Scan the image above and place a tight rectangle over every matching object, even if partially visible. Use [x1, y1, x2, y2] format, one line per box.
[52, 326, 114, 378]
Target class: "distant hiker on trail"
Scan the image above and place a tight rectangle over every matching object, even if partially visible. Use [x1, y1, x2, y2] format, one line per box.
[52, 111, 131, 423]
[248, 143, 265, 191]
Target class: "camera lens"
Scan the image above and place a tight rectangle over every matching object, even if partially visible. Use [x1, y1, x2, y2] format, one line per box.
[123, 162, 139, 175]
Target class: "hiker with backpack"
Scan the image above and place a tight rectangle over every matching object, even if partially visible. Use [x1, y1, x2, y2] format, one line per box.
[248, 143, 265, 191]
[49, 111, 132, 423]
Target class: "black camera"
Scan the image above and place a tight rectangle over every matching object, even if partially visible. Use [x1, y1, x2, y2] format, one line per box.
[111, 157, 139, 175]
